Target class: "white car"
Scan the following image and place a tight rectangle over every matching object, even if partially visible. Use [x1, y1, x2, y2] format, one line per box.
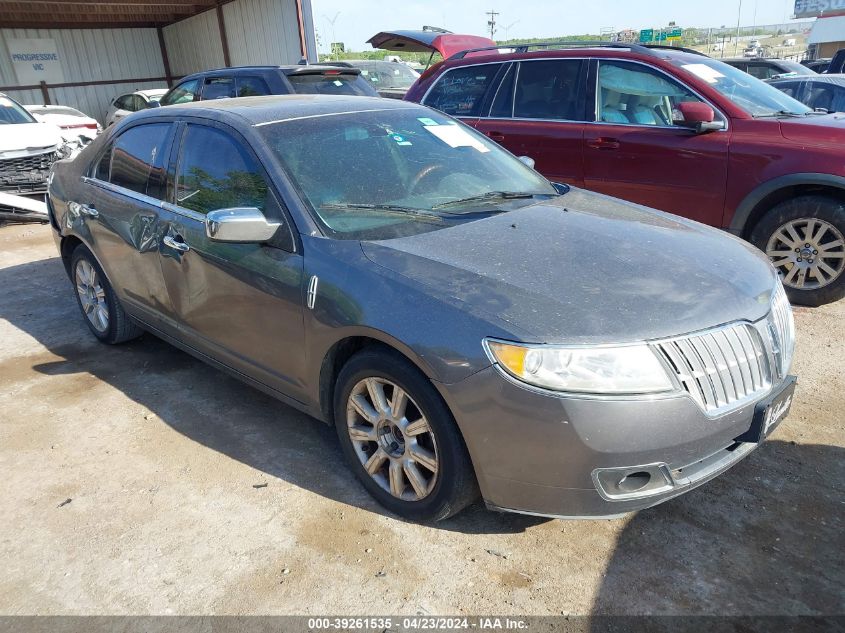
[0, 93, 73, 222]
[105, 88, 168, 127]
[24, 104, 101, 142]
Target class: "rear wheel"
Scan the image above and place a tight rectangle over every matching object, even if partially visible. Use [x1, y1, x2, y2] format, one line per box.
[333, 347, 478, 522]
[751, 195, 845, 307]
[70, 245, 143, 344]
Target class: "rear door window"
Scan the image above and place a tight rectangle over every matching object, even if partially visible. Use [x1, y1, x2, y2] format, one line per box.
[113, 95, 131, 110]
[175, 124, 270, 215]
[236, 75, 271, 97]
[202, 76, 235, 100]
[513, 59, 584, 120]
[286, 72, 375, 96]
[423, 63, 502, 117]
[108, 123, 173, 198]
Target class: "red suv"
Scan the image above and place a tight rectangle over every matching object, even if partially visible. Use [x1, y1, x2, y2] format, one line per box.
[402, 41, 845, 306]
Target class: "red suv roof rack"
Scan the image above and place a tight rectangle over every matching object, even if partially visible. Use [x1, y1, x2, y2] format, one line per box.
[448, 41, 707, 61]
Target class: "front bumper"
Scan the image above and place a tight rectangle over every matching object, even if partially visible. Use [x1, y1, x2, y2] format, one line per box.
[438, 366, 791, 518]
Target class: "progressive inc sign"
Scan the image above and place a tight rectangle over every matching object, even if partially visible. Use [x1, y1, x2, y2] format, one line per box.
[7, 38, 66, 85]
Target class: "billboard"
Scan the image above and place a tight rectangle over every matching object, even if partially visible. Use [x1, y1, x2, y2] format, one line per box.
[794, 0, 845, 18]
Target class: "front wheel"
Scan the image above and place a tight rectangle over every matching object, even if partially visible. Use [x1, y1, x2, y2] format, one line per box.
[333, 347, 478, 522]
[751, 195, 845, 307]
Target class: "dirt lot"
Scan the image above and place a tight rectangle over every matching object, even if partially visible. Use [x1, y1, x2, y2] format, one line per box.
[0, 222, 843, 617]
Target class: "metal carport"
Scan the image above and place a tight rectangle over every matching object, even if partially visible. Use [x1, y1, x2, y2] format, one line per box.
[0, 0, 318, 122]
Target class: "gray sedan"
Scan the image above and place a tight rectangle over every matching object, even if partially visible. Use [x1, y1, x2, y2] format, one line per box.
[47, 96, 797, 521]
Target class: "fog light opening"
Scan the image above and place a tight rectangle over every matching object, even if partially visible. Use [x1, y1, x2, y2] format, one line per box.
[617, 471, 651, 493]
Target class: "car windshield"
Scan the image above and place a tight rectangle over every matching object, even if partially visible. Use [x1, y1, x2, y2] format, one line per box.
[0, 95, 37, 124]
[351, 61, 419, 90]
[286, 72, 376, 96]
[674, 58, 812, 117]
[258, 107, 557, 240]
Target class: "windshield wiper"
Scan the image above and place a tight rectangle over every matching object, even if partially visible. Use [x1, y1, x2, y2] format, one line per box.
[319, 202, 443, 223]
[432, 191, 549, 211]
[753, 110, 809, 118]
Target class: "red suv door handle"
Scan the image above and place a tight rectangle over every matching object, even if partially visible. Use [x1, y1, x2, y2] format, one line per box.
[487, 131, 505, 142]
[587, 137, 620, 150]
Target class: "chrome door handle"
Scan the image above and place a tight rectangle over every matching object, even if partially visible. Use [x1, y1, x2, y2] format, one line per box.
[163, 235, 190, 252]
[68, 201, 98, 218]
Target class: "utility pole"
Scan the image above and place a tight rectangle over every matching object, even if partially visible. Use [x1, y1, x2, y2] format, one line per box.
[486, 9, 499, 40]
[734, 0, 743, 57]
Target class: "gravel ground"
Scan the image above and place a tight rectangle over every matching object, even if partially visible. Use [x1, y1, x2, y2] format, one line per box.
[0, 223, 843, 617]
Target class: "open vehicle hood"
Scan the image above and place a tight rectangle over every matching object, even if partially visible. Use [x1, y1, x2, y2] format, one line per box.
[367, 30, 496, 59]
[0, 122, 63, 156]
[362, 189, 776, 345]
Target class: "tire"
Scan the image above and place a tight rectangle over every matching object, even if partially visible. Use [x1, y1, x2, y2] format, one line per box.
[750, 195, 845, 307]
[333, 346, 479, 522]
[70, 245, 143, 344]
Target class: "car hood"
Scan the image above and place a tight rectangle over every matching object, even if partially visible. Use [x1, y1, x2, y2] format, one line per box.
[367, 30, 496, 59]
[361, 189, 777, 345]
[0, 122, 63, 156]
[779, 111, 845, 142]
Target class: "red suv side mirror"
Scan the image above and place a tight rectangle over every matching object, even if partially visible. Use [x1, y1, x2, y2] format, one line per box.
[677, 102, 725, 133]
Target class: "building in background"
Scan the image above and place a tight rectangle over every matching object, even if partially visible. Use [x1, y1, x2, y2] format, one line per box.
[807, 15, 845, 58]
[0, 0, 318, 123]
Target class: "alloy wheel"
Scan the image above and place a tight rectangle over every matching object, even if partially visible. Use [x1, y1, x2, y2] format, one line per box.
[75, 259, 109, 332]
[346, 377, 439, 501]
[766, 218, 845, 290]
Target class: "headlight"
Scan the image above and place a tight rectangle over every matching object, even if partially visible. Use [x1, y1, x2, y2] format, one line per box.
[770, 281, 795, 377]
[484, 339, 674, 394]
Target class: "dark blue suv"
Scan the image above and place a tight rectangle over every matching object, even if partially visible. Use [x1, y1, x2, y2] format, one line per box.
[158, 65, 378, 106]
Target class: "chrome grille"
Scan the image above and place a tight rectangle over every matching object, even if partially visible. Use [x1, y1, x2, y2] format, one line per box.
[654, 323, 772, 414]
[0, 151, 58, 173]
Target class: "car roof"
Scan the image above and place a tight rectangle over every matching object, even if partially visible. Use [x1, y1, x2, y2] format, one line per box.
[128, 94, 425, 127]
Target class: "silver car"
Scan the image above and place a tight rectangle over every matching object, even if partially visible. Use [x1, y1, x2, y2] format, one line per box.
[47, 96, 797, 522]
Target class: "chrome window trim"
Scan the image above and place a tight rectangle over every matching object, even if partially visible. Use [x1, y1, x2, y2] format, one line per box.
[592, 57, 730, 132]
[161, 202, 206, 223]
[82, 176, 164, 209]
[419, 60, 507, 113]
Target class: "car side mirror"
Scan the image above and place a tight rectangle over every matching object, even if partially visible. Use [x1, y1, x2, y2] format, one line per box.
[148, 100, 161, 108]
[518, 155, 536, 169]
[676, 102, 725, 133]
[206, 207, 280, 243]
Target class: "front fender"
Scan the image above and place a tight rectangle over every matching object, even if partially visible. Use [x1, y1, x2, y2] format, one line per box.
[729, 172, 845, 236]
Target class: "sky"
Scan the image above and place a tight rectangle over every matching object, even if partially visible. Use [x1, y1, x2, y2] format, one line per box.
[309, 0, 806, 52]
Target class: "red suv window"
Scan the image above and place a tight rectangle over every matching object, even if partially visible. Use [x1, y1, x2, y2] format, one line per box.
[422, 63, 503, 117]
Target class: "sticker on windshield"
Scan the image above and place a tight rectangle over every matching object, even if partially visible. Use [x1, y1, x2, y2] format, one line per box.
[417, 117, 439, 126]
[333, 80, 343, 86]
[391, 133, 412, 146]
[682, 63, 725, 84]
[423, 124, 490, 153]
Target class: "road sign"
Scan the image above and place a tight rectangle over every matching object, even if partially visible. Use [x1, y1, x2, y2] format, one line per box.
[667, 28, 683, 41]
[639, 29, 654, 43]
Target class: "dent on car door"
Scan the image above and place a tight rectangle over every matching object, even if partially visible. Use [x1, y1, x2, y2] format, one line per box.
[78, 122, 178, 326]
[474, 59, 588, 187]
[157, 122, 307, 400]
[582, 60, 730, 225]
